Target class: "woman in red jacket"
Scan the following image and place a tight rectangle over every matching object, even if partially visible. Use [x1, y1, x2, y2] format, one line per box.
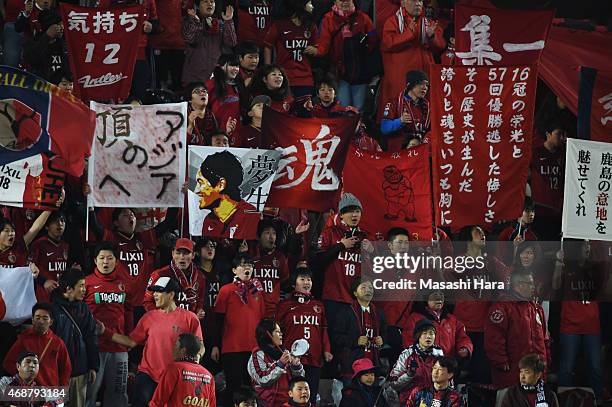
[402, 290, 473, 359]
[247, 318, 306, 407]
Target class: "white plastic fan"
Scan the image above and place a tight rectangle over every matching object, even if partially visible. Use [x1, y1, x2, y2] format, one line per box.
[290, 339, 310, 356]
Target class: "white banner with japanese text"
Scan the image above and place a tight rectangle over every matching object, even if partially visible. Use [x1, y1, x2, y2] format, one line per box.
[88, 102, 187, 207]
[187, 146, 281, 239]
[562, 139, 612, 241]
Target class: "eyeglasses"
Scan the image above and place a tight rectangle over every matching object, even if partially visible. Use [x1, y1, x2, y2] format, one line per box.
[192, 87, 208, 94]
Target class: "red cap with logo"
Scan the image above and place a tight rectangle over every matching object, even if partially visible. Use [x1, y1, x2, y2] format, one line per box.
[174, 238, 194, 252]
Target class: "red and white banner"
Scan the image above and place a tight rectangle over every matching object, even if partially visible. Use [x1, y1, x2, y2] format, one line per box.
[0, 155, 65, 209]
[578, 68, 612, 143]
[60, 3, 144, 102]
[455, 5, 553, 66]
[430, 65, 537, 229]
[342, 144, 433, 241]
[262, 107, 358, 212]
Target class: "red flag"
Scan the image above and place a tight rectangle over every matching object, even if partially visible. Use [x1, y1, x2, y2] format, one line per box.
[0, 66, 95, 177]
[60, 4, 144, 102]
[455, 5, 553, 66]
[578, 67, 612, 143]
[342, 144, 433, 241]
[429, 64, 537, 230]
[262, 107, 358, 211]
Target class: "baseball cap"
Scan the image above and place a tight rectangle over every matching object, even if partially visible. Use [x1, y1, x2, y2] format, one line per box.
[174, 238, 194, 252]
[250, 95, 272, 108]
[147, 276, 182, 293]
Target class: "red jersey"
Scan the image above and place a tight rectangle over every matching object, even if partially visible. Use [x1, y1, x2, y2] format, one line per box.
[234, 0, 271, 47]
[3, 0, 24, 22]
[214, 280, 265, 353]
[206, 79, 241, 145]
[559, 261, 605, 334]
[130, 307, 202, 382]
[84, 268, 132, 353]
[103, 229, 155, 306]
[236, 124, 263, 148]
[253, 247, 289, 316]
[318, 215, 369, 304]
[29, 237, 69, 282]
[530, 145, 564, 213]
[276, 292, 331, 367]
[264, 19, 318, 87]
[143, 263, 206, 314]
[150, 360, 216, 407]
[0, 239, 27, 267]
[202, 200, 261, 239]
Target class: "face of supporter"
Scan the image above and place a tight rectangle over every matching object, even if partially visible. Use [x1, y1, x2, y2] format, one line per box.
[388, 234, 409, 255]
[114, 209, 136, 234]
[32, 309, 52, 334]
[519, 246, 536, 267]
[195, 170, 225, 209]
[199, 241, 216, 261]
[521, 208, 535, 225]
[289, 381, 311, 404]
[295, 275, 312, 294]
[233, 261, 253, 281]
[519, 367, 541, 386]
[17, 356, 39, 382]
[354, 281, 374, 303]
[270, 324, 283, 346]
[340, 208, 361, 227]
[259, 227, 276, 250]
[237, 400, 257, 407]
[470, 227, 485, 248]
[172, 248, 195, 270]
[406, 138, 421, 149]
[249, 103, 265, 120]
[410, 81, 429, 99]
[427, 291, 444, 311]
[513, 274, 535, 299]
[67, 279, 86, 301]
[223, 63, 240, 80]
[95, 250, 116, 274]
[359, 372, 375, 386]
[58, 79, 73, 93]
[401, 0, 423, 17]
[46, 217, 65, 240]
[210, 134, 229, 147]
[335, 0, 354, 12]
[153, 291, 174, 309]
[545, 128, 566, 149]
[191, 87, 208, 107]
[431, 361, 452, 385]
[318, 84, 335, 104]
[199, 0, 215, 17]
[418, 327, 436, 348]
[0, 225, 16, 249]
[263, 69, 284, 90]
[240, 53, 260, 71]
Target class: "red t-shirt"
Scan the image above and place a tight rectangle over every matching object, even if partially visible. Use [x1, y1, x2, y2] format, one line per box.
[130, 307, 202, 382]
[214, 280, 265, 353]
[234, 0, 271, 47]
[150, 361, 215, 407]
[236, 124, 263, 148]
[0, 239, 27, 267]
[264, 19, 318, 87]
[252, 247, 289, 316]
[29, 237, 69, 282]
[530, 145, 564, 213]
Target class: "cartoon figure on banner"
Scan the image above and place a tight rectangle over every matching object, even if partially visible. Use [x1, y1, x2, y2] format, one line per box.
[382, 165, 416, 222]
[195, 150, 261, 238]
[0, 99, 43, 151]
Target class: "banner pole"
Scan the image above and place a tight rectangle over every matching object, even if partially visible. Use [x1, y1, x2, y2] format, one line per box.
[85, 202, 90, 243]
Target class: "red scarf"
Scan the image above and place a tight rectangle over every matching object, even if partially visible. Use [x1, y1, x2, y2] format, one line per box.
[233, 277, 263, 304]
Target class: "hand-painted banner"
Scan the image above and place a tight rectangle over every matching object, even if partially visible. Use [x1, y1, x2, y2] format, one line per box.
[578, 67, 612, 143]
[88, 102, 187, 207]
[562, 139, 612, 241]
[455, 5, 553, 66]
[262, 107, 358, 211]
[187, 146, 281, 239]
[342, 144, 433, 241]
[0, 155, 65, 209]
[0, 66, 95, 177]
[0, 267, 37, 326]
[60, 3, 144, 102]
[430, 65, 536, 229]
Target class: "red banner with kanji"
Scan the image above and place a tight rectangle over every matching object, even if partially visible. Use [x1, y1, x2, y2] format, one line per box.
[262, 107, 358, 211]
[342, 144, 433, 241]
[60, 3, 144, 102]
[578, 68, 612, 143]
[430, 65, 537, 229]
[455, 5, 553, 66]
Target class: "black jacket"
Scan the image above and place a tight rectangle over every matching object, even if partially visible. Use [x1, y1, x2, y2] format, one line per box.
[330, 301, 387, 376]
[339, 380, 387, 407]
[50, 293, 99, 376]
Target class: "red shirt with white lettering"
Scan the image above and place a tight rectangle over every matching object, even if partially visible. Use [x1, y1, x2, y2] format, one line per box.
[150, 360, 215, 407]
[29, 237, 69, 282]
[214, 280, 265, 353]
[264, 19, 318, 87]
[253, 247, 289, 316]
[530, 145, 564, 213]
[276, 292, 331, 367]
[234, 0, 271, 47]
[143, 264, 206, 314]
